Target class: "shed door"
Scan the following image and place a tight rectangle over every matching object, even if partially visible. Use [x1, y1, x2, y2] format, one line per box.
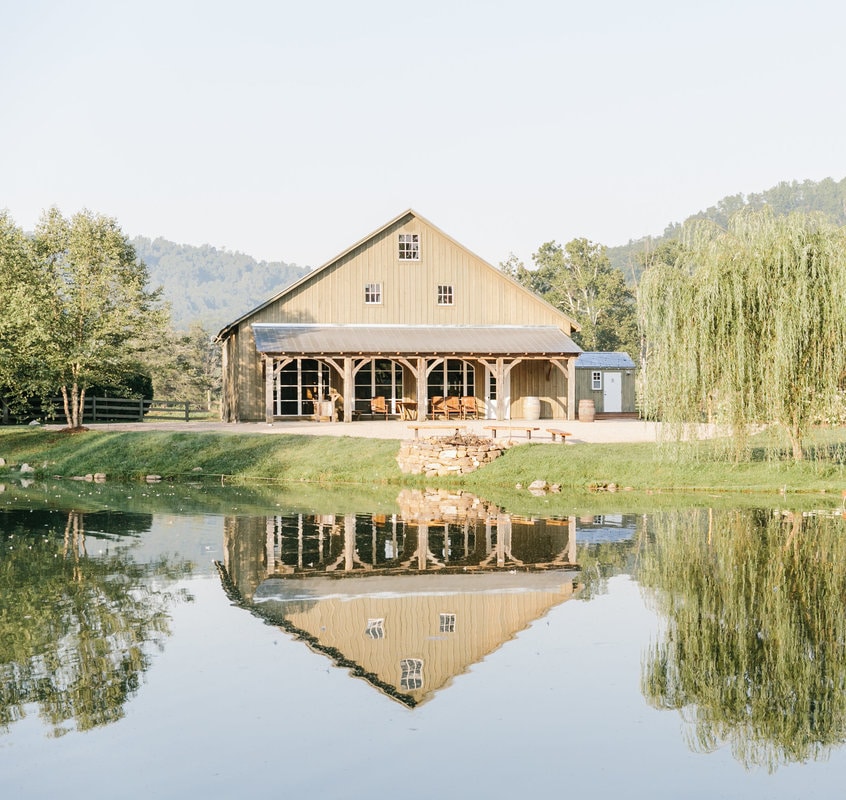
[603, 372, 622, 413]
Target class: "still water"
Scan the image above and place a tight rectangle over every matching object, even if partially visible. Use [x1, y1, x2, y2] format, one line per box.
[2, 484, 846, 799]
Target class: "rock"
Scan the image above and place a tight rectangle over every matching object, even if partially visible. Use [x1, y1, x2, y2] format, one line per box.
[94, 473, 107, 482]
[0, 457, 5, 467]
[19, 463, 35, 474]
[20, 479, 33, 488]
[528, 480, 549, 491]
[28, 420, 40, 426]
[191, 466, 203, 472]
[550, 484, 561, 493]
[515, 483, 523, 490]
[145, 474, 162, 483]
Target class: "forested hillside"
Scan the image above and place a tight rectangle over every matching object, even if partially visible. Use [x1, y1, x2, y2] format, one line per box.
[608, 176, 846, 282]
[133, 237, 310, 332]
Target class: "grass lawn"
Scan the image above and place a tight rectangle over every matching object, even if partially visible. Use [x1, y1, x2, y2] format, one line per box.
[1, 426, 845, 513]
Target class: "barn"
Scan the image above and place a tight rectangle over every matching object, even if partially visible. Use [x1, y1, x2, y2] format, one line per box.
[216, 210, 582, 423]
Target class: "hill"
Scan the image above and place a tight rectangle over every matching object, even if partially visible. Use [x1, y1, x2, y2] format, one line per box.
[133, 237, 311, 332]
[608, 176, 846, 283]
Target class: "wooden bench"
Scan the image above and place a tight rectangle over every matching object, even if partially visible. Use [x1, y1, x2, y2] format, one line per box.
[407, 424, 466, 439]
[482, 425, 540, 440]
[546, 428, 572, 442]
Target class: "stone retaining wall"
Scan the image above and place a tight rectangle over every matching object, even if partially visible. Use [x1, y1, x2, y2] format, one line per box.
[396, 434, 510, 476]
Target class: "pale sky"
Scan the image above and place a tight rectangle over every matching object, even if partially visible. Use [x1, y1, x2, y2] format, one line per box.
[2, 0, 844, 269]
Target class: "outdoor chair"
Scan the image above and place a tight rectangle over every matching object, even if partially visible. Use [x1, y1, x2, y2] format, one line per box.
[460, 396, 478, 419]
[430, 396, 446, 419]
[444, 396, 462, 419]
[370, 396, 389, 419]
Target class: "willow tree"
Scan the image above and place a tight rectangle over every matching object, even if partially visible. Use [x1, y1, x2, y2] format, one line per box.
[639, 208, 846, 460]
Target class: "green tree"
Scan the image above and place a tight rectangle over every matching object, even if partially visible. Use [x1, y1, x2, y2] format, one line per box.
[25, 208, 168, 428]
[0, 212, 49, 413]
[150, 322, 222, 408]
[639, 208, 846, 460]
[525, 238, 638, 355]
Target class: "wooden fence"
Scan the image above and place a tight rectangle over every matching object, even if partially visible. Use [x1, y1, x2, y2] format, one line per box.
[48, 396, 193, 423]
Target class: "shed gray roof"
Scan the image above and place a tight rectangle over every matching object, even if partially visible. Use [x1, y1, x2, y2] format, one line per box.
[252, 324, 581, 357]
[574, 351, 636, 369]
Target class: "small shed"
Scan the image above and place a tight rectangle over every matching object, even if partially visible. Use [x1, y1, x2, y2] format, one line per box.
[574, 352, 637, 417]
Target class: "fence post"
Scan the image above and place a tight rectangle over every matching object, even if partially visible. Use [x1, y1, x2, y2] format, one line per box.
[138, 398, 144, 421]
[184, 401, 189, 422]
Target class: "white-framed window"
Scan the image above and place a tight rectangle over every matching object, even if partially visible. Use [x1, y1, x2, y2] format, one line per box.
[437, 285, 454, 305]
[400, 658, 424, 690]
[365, 283, 382, 304]
[592, 371, 602, 390]
[439, 613, 456, 634]
[398, 233, 419, 260]
[365, 618, 385, 639]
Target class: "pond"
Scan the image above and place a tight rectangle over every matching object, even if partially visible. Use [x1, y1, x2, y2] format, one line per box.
[2, 482, 846, 799]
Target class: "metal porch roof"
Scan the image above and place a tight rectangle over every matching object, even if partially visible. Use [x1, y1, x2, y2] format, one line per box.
[574, 351, 636, 369]
[252, 324, 581, 357]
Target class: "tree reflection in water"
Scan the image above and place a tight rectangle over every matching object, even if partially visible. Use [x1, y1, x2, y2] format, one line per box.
[639, 508, 846, 771]
[0, 510, 193, 737]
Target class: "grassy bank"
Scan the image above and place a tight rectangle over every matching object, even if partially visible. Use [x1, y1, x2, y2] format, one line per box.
[1, 427, 845, 511]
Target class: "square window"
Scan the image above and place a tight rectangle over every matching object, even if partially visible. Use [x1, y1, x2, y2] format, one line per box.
[365, 618, 385, 639]
[398, 233, 419, 260]
[365, 283, 382, 304]
[437, 285, 454, 305]
[439, 613, 456, 633]
[592, 371, 602, 390]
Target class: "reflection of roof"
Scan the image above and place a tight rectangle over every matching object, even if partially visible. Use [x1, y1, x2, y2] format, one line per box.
[574, 351, 635, 369]
[219, 563, 579, 708]
[575, 526, 636, 544]
[252, 323, 581, 357]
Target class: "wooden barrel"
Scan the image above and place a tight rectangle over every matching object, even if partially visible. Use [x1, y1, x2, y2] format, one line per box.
[524, 396, 541, 420]
[578, 399, 595, 422]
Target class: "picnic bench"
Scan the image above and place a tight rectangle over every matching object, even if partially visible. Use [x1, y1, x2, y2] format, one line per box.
[407, 424, 466, 439]
[546, 428, 572, 442]
[482, 425, 540, 440]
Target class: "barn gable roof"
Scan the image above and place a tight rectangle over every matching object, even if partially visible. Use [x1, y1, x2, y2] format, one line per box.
[216, 209, 579, 340]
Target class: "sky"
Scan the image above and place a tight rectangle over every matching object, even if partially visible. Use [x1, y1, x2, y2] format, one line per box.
[2, 0, 845, 269]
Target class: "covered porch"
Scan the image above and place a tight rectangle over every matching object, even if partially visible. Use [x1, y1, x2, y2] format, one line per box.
[253, 324, 582, 423]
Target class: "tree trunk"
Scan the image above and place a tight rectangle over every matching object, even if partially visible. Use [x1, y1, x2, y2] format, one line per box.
[790, 423, 804, 462]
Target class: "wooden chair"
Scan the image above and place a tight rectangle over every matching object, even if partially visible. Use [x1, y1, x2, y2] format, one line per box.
[370, 396, 389, 419]
[444, 396, 462, 419]
[460, 396, 478, 419]
[430, 396, 445, 419]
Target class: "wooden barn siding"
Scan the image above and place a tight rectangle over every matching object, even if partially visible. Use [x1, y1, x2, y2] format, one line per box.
[510, 362, 568, 419]
[574, 368, 637, 414]
[226, 215, 575, 420]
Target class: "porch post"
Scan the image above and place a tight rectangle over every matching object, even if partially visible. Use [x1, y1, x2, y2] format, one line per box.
[416, 357, 428, 421]
[495, 357, 505, 421]
[343, 357, 354, 423]
[567, 356, 577, 421]
[264, 355, 275, 424]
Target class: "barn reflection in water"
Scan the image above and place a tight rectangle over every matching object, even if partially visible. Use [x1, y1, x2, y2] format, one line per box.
[217, 490, 583, 707]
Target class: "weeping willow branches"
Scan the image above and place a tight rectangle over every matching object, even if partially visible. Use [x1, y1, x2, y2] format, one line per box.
[639, 208, 846, 460]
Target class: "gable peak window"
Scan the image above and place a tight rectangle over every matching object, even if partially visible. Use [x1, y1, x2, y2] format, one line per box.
[365, 283, 382, 304]
[437, 285, 454, 306]
[398, 233, 419, 260]
[400, 658, 424, 690]
[365, 618, 385, 639]
[592, 371, 602, 390]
